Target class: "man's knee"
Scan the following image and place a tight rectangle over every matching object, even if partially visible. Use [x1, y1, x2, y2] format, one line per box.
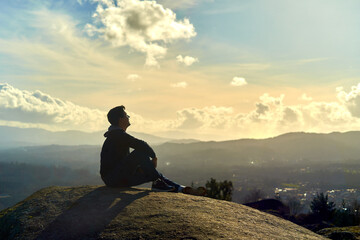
[131, 150, 150, 161]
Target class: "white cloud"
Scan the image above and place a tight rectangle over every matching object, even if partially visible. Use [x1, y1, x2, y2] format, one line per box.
[176, 106, 234, 129]
[230, 77, 247, 87]
[336, 83, 360, 117]
[176, 55, 199, 66]
[0, 83, 107, 132]
[158, 91, 359, 140]
[2, 82, 360, 141]
[300, 93, 313, 101]
[117, 89, 360, 139]
[127, 74, 141, 81]
[171, 82, 188, 88]
[86, 0, 197, 66]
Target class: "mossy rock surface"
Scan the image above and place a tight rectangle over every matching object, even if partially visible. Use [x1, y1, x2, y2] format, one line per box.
[318, 226, 360, 240]
[0, 185, 327, 240]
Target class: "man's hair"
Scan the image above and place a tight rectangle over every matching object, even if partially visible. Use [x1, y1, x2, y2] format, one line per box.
[107, 105, 126, 125]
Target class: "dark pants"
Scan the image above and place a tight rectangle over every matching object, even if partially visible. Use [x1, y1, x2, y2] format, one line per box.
[103, 150, 180, 189]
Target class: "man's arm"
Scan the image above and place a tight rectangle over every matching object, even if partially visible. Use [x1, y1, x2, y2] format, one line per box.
[125, 133, 157, 158]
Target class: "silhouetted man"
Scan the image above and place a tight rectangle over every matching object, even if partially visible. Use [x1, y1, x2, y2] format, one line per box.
[100, 105, 183, 192]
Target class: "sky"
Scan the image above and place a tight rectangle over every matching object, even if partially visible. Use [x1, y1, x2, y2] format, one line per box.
[1, 0, 360, 141]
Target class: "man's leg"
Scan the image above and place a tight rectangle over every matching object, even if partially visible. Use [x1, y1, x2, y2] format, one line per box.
[106, 150, 181, 191]
[125, 151, 184, 191]
[106, 150, 161, 187]
[158, 173, 183, 192]
[123, 150, 162, 186]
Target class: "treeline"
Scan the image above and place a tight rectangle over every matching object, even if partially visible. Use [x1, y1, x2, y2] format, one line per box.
[0, 162, 102, 210]
[302, 193, 360, 228]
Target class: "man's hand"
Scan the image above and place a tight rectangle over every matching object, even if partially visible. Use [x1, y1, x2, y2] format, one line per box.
[152, 157, 158, 168]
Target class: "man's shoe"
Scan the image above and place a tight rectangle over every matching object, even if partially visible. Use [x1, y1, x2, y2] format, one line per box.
[151, 179, 176, 192]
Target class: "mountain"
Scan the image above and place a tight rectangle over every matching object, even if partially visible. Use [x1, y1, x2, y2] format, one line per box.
[0, 126, 173, 148]
[154, 131, 360, 167]
[0, 126, 102, 148]
[167, 138, 200, 144]
[0, 186, 326, 240]
[2, 131, 360, 177]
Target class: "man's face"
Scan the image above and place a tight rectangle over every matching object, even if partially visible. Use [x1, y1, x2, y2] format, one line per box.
[119, 111, 130, 128]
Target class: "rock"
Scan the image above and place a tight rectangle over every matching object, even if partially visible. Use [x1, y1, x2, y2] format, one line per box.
[0, 186, 327, 240]
[327, 231, 356, 240]
[318, 227, 360, 240]
[244, 199, 290, 219]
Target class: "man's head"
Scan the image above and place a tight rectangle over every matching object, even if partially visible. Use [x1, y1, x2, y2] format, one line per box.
[107, 105, 130, 130]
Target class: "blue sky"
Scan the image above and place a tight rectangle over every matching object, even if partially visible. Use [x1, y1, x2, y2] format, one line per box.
[1, 0, 360, 140]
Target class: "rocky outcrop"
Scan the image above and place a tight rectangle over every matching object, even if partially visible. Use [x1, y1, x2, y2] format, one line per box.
[0, 186, 327, 240]
[244, 199, 290, 218]
[318, 226, 360, 240]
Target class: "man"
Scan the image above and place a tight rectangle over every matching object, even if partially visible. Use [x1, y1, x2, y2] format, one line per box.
[100, 105, 185, 192]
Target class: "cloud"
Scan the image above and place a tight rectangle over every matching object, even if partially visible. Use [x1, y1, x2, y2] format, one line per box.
[127, 74, 141, 81]
[336, 83, 360, 117]
[164, 91, 358, 140]
[0, 8, 134, 88]
[255, 103, 269, 115]
[171, 82, 188, 88]
[176, 106, 234, 129]
[86, 0, 197, 67]
[230, 77, 247, 87]
[283, 107, 298, 123]
[0, 83, 107, 132]
[157, 0, 211, 9]
[2, 82, 360, 141]
[300, 93, 313, 101]
[176, 55, 199, 66]
[298, 58, 329, 64]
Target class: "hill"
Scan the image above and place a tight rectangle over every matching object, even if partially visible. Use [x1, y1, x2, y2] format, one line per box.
[0, 126, 173, 148]
[2, 125, 360, 166]
[154, 131, 360, 167]
[0, 186, 326, 240]
[3, 131, 359, 169]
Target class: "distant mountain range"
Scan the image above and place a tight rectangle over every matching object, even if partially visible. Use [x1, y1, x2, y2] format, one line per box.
[2, 128, 360, 169]
[154, 131, 360, 166]
[0, 126, 199, 148]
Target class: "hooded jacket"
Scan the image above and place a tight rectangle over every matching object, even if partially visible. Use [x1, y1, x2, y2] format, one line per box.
[100, 128, 156, 178]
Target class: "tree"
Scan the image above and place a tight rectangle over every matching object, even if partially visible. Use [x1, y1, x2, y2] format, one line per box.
[310, 192, 335, 221]
[287, 197, 303, 216]
[351, 199, 360, 225]
[333, 199, 360, 227]
[205, 178, 233, 201]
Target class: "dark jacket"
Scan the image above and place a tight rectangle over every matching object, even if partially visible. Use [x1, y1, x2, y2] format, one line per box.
[100, 128, 156, 178]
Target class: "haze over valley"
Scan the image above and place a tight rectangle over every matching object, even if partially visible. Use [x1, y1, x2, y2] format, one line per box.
[1, 127, 360, 212]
